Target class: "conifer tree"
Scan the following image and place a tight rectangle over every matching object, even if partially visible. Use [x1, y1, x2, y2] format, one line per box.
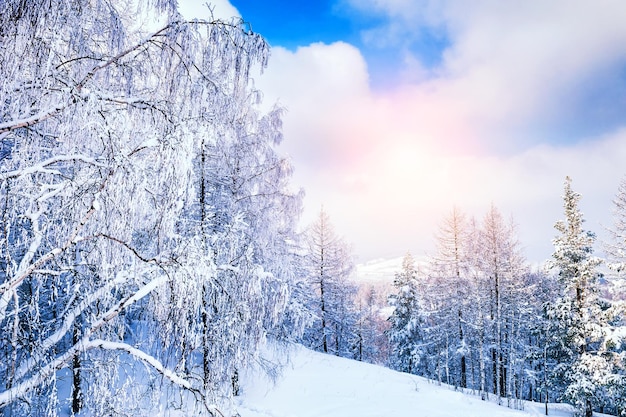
[547, 177, 607, 417]
[303, 208, 356, 356]
[388, 252, 424, 374]
[606, 175, 626, 296]
[429, 207, 470, 387]
[478, 205, 526, 400]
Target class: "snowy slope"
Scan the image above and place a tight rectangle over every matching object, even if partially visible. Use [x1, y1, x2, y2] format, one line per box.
[237, 344, 588, 417]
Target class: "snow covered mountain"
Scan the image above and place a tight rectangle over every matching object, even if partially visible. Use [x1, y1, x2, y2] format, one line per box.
[352, 255, 430, 285]
[236, 344, 598, 417]
[352, 257, 403, 284]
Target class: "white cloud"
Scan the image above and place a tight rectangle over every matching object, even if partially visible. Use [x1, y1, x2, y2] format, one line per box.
[352, 1, 626, 149]
[175, 1, 626, 263]
[256, 42, 372, 168]
[252, 4, 626, 262]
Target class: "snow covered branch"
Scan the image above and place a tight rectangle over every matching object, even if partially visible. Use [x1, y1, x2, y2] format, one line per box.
[13, 283, 118, 381]
[85, 339, 192, 389]
[0, 106, 67, 134]
[2, 273, 169, 406]
[0, 175, 109, 324]
[0, 333, 194, 409]
[0, 3, 296, 414]
[0, 154, 106, 181]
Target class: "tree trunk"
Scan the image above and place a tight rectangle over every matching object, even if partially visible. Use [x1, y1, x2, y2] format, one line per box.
[543, 344, 548, 415]
[478, 307, 486, 400]
[459, 309, 467, 388]
[494, 269, 502, 399]
[231, 369, 240, 396]
[202, 285, 217, 393]
[445, 333, 450, 385]
[499, 351, 506, 398]
[320, 275, 327, 353]
[492, 348, 497, 395]
[72, 323, 82, 414]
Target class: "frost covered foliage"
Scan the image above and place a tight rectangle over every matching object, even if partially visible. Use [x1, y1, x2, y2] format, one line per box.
[547, 177, 625, 417]
[301, 209, 358, 358]
[606, 176, 626, 299]
[387, 206, 549, 408]
[387, 253, 425, 374]
[0, 1, 302, 415]
[382, 182, 626, 415]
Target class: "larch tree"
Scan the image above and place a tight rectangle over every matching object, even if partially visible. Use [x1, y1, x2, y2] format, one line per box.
[428, 207, 471, 388]
[605, 175, 626, 297]
[477, 204, 527, 401]
[303, 208, 356, 356]
[420, 206, 534, 405]
[597, 176, 626, 415]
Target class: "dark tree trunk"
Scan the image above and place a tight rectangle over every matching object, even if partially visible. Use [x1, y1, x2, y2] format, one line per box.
[232, 369, 240, 396]
[492, 348, 497, 395]
[459, 309, 467, 388]
[72, 324, 82, 414]
[499, 352, 506, 397]
[320, 272, 328, 353]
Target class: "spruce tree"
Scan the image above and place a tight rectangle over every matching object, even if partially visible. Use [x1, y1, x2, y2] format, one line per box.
[547, 177, 606, 417]
[388, 252, 424, 374]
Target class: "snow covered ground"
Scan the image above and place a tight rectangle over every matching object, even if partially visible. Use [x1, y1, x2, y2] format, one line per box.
[237, 344, 601, 417]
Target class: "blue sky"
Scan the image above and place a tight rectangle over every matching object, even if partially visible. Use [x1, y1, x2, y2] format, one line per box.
[182, 0, 626, 263]
[231, 0, 449, 89]
[232, 1, 359, 48]
[229, 0, 626, 151]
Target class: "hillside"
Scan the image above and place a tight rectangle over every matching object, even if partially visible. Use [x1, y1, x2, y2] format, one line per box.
[237, 344, 597, 417]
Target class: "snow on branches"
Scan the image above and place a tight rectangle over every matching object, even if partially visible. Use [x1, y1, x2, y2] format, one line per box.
[0, 1, 301, 415]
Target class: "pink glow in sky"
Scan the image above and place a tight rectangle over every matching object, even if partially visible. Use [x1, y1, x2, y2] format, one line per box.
[181, 0, 626, 264]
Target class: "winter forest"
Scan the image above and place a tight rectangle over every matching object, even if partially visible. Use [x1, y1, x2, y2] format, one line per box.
[1, 1, 626, 417]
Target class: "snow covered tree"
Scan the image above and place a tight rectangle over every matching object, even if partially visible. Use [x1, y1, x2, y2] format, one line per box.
[186, 88, 303, 400]
[599, 176, 626, 416]
[427, 207, 471, 387]
[605, 176, 626, 300]
[302, 208, 357, 357]
[477, 205, 527, 400]
[354, 285, 390, 364]
[388, 252, 425, 374]
[547, 177, 610, 417]
[423, 206, 535, 405]
[0, 1, 302, 414]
